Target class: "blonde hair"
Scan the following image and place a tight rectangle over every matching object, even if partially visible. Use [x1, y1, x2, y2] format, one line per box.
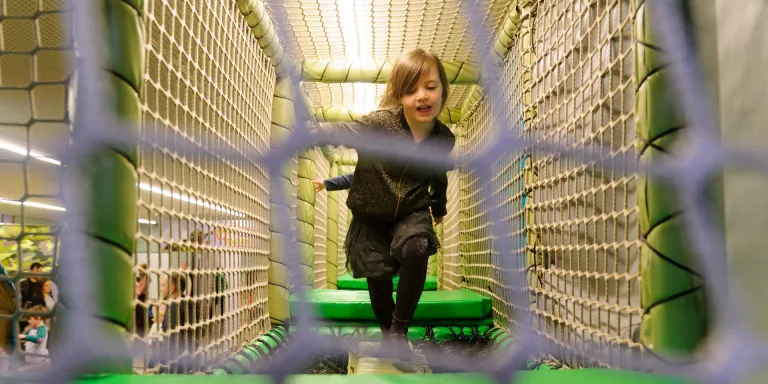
[379, 48, 450, 111]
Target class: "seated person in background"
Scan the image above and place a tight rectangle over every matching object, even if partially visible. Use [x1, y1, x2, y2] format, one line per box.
[20, 263, 58, 308]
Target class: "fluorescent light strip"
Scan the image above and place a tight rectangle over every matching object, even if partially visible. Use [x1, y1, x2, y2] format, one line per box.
[0, 141, 245, 218]
[0, 198, 157, 224]
[0, 141, 61, 166]
[0, 198, 66, 212]
[138, 183, 245, 218]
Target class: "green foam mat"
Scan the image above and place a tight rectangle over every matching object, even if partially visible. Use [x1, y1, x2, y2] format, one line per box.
[337, 273, 438, 291]
[83, 371, 697, 384]
[292, 324, 498, 342]
[289, 289, 492, 321]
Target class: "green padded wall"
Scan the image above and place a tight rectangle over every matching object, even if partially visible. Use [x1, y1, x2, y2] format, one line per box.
[67, 0, 146, 372]
[238, 0, 298, 327]
[297, 149, 316, 291]
[634, 0, 708, 358]
[312, 149, 331, 288]
[326, 158, 340, 289]
[237, 0, 288, 74]
[269, 77, 295, 325]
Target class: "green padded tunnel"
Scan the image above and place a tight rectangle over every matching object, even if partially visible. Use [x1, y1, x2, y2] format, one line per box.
[0, 0, 727, 381]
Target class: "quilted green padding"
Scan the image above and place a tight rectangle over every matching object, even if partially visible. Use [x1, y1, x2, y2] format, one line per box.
[68, 0, 145, 373]
[301, 59, 480, 85]
[82, 371, 695, 384]
[313, 106, 462, 126]
[326, 162, 340, 289]
[297, 152, 316, 291]
[289, 289, 492, 321]
[337, 272, 438, 291]
[88, 239, 134, 328]
[211, 326, 289, 375]
[236, 0, 288, 73]
[269, 76, 296, 325]
[296, 324, 497, 342]
[490, 1, 522, 66]
[105, 1, 143, 164]
[212, 325, 505, 374]
[460, 86, 483, 117]
[457, 1, 521, 118]
[438, 107, 462, 125]
[87, 151, 137, 253]
[634, 0, 707, 358]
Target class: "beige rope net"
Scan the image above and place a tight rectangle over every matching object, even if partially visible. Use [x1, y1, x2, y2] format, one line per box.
[134, 0, 275, 373]
[525, 0, 641, 367]
[440, 171, 462, 290]
[438, 0, 641, 368]
[448, 50, 526, 330]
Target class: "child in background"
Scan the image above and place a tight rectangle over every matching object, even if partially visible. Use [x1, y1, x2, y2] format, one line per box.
[19, 305, 49, 364]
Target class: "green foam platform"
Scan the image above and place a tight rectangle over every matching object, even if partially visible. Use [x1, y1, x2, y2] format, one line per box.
[337, 273, 439, 291]
[85, 371, 697, 383]
[290, 289, 492, 321]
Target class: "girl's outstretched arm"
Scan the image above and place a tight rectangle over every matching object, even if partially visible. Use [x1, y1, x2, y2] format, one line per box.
[312, 173, 354, 192]
[325, 173, 354, 191]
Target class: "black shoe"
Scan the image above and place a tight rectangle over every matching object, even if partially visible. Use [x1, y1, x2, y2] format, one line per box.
[388, 316, 421, 372]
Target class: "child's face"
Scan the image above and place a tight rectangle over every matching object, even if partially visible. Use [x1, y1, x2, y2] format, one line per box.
[400, 64, 443, 126]
[160, 276, 169, 299]
[28, 317, 43, 327]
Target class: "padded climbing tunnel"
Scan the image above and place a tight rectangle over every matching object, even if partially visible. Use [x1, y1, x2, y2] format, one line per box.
[0, 0, 739, 382]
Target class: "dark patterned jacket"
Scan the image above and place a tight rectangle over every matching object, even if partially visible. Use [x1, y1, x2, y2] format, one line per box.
[322, 108, 456, 223]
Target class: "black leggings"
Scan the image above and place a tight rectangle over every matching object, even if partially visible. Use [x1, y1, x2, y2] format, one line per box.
[367, 236, 430, 331]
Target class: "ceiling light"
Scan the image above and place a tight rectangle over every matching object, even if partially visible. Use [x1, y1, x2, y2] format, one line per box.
[0, 140, 61, 166]
[0, 198, 157, 224]
[0, 198, 66, 212]
[138, 183, 246, 218]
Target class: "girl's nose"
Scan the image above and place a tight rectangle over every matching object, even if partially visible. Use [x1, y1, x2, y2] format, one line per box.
[416, 88, 427, 100]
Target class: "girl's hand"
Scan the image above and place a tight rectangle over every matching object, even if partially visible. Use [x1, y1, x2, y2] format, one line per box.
[312, 177, 326, 192]
[18, 334, 24, 340]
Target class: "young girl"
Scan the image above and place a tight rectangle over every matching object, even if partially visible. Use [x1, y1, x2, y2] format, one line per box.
[318, 48, 455, 368]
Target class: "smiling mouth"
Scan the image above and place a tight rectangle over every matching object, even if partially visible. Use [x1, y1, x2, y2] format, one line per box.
[416, 105, 432, 113]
